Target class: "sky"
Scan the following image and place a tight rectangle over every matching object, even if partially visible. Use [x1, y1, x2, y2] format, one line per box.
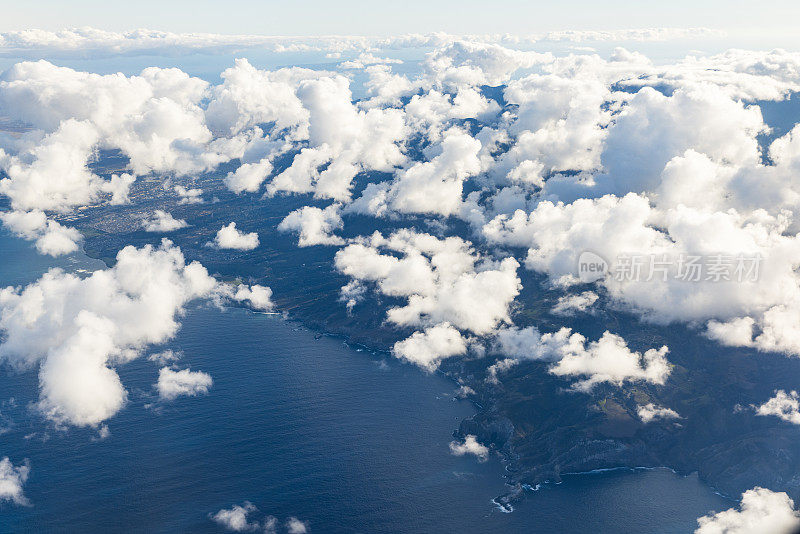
[0, 0, 798, 42]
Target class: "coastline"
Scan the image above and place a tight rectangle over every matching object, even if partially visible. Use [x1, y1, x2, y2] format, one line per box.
[0, 226, 742, 528]
[70, 240, 745, 513]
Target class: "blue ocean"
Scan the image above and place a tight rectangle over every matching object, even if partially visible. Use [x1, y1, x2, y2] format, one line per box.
[0, 229, 731, 532]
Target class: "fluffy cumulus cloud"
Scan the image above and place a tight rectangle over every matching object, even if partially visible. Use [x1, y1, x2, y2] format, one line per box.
[424, 40, 552, 88]
[548, 331, 670, 391]
[349, 128, 483, 218]
[453, 45, 800, 361]
[596, 85, 764, 196]
[449, 434, 489, 461]
[0, 457, 29, 506]
[157, 367, 213, 400]
[0, 39, 797, 233]
[174, 185, 204, 205]
[494, 72, 611, 180]
[335, 229, 519, 369]
[0, 210, 82, 256]
[0, 240, 269, 427]
[3, 61, 213, 168]
[755, 390, 800, 425]
[210, 502, 306, 533]
[335, 230, 520, 334]
[637, 403, 681, 423]
[231, 284, 274, 311]
[0, 61, 217, 213]
[215, 67, 409, 202]
[483, 191, 800, 356]
[278, 204, 344, 246]
[493, 326, 670, 390]
[695, 487, 800, 534]
[211, 502, 262, 532]
[551, 291, 598, 316]
[393, 323, 467, 371]
[213, 223, 259, 250]
[286, 518, 309, 534]
[0, 59, 223, 256]
[224, 158, 274, 195]
[141, 210, 188, 232]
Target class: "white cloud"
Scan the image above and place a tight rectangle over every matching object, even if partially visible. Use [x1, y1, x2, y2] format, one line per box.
[490, 327, 670, 392]
[349, 128, 488, 218]
[262, 73, 407, 202]
[205, 59, 319, 137]
[402, 88, 500, 137]
[486, 357, 518, 385]
[0, 119, 103, 212]
[174, 185, 204, 205]
[0, 457, 29, 506]
[424, 40, 552, 88]
[548, 331, 670, 391]
[637, 403, 681, 423]
[596, 85, 763, 197]
[278, 204, 345, 246]
[338, 280, 367, 313]
[210, 502, 305, 533]
[695, 487, 800, 534]
[211, 502, 261, 532]
[0, 61, 219, 201]
[0, 28, 722, 60]
[147, 350, 181, 364]
[101, 173, 135, 206]
[213, 222, 259, 250]
[141, 210, 188, 232]
[493, 326, 559, 360]
[157, 367, 213, 401]
[96, 425, 110, 440]
[494, 73, 611, 179]
[224, 159, 274, 194]
[386, 129, 482, 217]
[286, 517, 309, 534]
[455, 385, 476, 398]
[625, 48, 800, 101]
[0, 240, 238, 427]
[448, 434, 489, 461]
[340, 52, 403, 70]
[0, 210, 82, 256]
[755, 390, 800, 425]
[263, 516, 279, 534]
[483, 192, 800, 356]
[551, 291, 598, 316]
[392, 323, 467, 371]
[359, 65, 416, 108]
[231, 284, 274, 311]
[492, 326, 670, 390]
[335, 230, 520, 335]
[335, 229, 520, 372]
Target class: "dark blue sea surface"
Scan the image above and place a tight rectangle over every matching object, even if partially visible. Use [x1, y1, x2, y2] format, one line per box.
[0, 230, 731, 533]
